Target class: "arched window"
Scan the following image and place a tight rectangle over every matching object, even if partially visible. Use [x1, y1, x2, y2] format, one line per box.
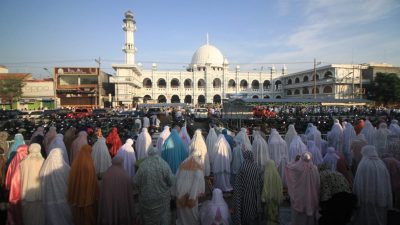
[312, 87, 320, 94]
[275, 80, 282, 90]
[240, 80, 248, 89]
[287, 90, 292, 95]
[295, 78, 300, 84]
[252, 95, 259, 99]
[251, 80, 260, 89]
[170, 78, 180, 88]
[263, 80, 271, 89]
[184, 79, 192, 88]
[294, 89, 300, 95]
[171, 95, 180, 103]
[303, 76, 309, 82]
[323, 86, 333, 93]
[184, 95, 192, 104]
[157, 79, 166, 88]
[143, 95, 151, 103]
[303, 87, 309, 94]
[287, 79, 292, 85]
[213, 78, 222, 88]
[213, 95, 221, 104]
[324, 71, 333, 79]
[264, 95, 270, 99]
[158, 95, 166, 103]
[198, 95, 206, 104]
[198, 79, 205, 88]
[143, 78, 152, 88]
[228, 79, 236, 88]
[276, 95, 282, 99]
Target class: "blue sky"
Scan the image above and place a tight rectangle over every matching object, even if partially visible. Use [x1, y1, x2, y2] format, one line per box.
[1, 0, 399, 78]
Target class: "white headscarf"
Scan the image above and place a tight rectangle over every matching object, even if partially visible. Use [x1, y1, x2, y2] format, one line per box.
[343, 122, 356, 165]
[389, 119, 400, 137]
[135, 128, 152, 160]
[211, 134, 232, 174]
[322, 147, 340, 171]
[353, 145, 392, 208]
[47, 133, 69, 165]
[306, 125, 322, 151]
[179, 125, 191, 152]
[91, 136, 112, 176]
[327, 119, 343, 153]
[235, 128, 252, 152]
[252, 130, 270, 171]
[375, 123, 391, 155]
[156, 126, 170, 152]
[206, 127, 218, 159]
[288, 135, 308, 162]
[307, 140, 323, 165]
[284, 124, 297, 148]
[200, 188, 231, 225]
[116, 138, 137, 182]
[268, 128, 288, 167]
[189, 129, 210, 176]
[360, 120, 376, 146]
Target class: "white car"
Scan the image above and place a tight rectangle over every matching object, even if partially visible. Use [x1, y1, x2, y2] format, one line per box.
[193, 108, 208, 121]
[29, 111, 43, 119]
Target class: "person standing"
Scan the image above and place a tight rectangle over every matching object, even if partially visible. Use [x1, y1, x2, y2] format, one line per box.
[20, 143, 45, 225]
[116, 139, 137, 183]
[134, 146, 174, 225]
[106, 127, 122, 158]
[200, 188, 231, 225]
[174, 151, 205, 225]
[98, 156, 135, 225]
[161, 129, 188, 174]
[261, 160, 283, 225]
[67, 144, 99, 225]
[91, 129, 112, 179]
[233, 151, 262, 225]
[285, 152, 320, 225]
[212, 134, 233, 192]
[353, 145, 392, 225]
[70, 131, 88, 164]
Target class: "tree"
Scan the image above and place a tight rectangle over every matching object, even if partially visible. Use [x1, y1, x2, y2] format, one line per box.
[0, 78, 25, 109]
[368, 72, 400, 105]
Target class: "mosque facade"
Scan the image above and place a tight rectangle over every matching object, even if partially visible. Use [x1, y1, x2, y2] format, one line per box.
[111, 11, 285, 107]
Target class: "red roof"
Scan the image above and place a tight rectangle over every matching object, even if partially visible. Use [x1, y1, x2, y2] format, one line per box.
[0, 73, 32, 80]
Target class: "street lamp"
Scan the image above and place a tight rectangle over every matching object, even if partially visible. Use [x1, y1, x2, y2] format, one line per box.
[43, 68, 57, 109]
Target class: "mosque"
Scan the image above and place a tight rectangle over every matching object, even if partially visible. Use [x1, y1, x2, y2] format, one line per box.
[111, 11, 285, 107]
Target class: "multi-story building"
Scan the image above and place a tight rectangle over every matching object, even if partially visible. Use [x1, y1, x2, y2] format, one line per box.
[112, 11, 284, 107]
[21, 78, 55, 110]
[54, 67, 112, 108]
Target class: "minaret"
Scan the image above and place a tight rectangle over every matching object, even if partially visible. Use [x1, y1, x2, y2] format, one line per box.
[123, 11, 136, 65]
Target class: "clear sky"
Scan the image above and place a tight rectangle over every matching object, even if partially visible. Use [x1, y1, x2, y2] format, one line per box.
[1, 0, 399, 78]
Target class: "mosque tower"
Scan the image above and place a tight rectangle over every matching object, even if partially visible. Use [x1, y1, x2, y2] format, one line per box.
[123, 11, 136, 65]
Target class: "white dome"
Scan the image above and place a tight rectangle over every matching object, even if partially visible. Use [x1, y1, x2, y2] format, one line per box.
[191, 44, 226, 68]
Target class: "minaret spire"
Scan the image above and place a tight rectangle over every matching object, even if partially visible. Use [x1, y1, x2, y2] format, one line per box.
[206, 32, 209, 45]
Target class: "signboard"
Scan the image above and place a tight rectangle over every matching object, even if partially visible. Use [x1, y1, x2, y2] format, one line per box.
[55, 67, 98, 76]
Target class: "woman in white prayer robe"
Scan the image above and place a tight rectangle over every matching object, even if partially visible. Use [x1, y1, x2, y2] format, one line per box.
[268, 128, 288, 184]
[189, 129, 210, 176]
[174, 151, 205, 225]
[375, 122, 392, 156]
[285, 124, 298, 148]
[156, 126, 170, 152]
[40, 148, 73, 225]
[200, 188, 231, 225]
[206, 127, 218, 163]
[342, 121, 356, 166]
[252, 130, 270, 173]
[353, 145, 392, 225]
[389, 119, 400, 137]
[116, 138, 137, 183]
[288, 135, 308, 162]
[360, 120, 376, 146]
[212, 134, 233, 192]
[306, 125, 322, 152]
[307, 140, 323, 166]
[179, 125, 191, 152]
[47, 133, 70, 164]
[91, 131, 112, 179]
[135, 127, 152, 160]
[327, 119, 344, 153]
[235, 128, 252, 152]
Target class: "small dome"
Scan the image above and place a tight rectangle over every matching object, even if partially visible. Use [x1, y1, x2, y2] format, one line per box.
[191, 44, 225, 68]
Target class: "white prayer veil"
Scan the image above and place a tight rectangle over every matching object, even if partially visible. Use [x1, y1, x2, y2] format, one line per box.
[206, 127, 218, 160]
[211, 134, 232, 174]
[307, 140, 323, 165]
[235, 128, 252, 151]
[375, 122, 391, 156]
[252, 130, 270, 171]
[360, 120, 376, 146]
[353, 145, 392, 208]
[327, 120, 344, 153]
[322, 147, 340, 171]
[288, 135, 308, 162]
[47, 133, 69, 165]
[284, 124, 297, 148]
[389, 119, 400, 137]
[91, 136, 112, 176]
[268, 128, 288, 167]
[343, 122, 356, 166]
[135, 127, 152, 160]
[156, 126, 170, 152]
[200, 188, 231, 225]
[189, 129, 210, 176]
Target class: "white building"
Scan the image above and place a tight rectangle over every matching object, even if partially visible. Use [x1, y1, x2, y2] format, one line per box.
[112, 11, 285, 107]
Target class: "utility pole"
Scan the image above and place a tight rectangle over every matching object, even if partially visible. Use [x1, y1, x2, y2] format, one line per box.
[314, 58, 317, 99]
[95, 57, 101, 108]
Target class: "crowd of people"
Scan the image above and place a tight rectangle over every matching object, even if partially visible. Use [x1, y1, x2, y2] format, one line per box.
[0, 107, 400, 225]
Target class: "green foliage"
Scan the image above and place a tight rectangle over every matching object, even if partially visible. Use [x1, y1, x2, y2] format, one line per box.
[369, 73, 400, 105]
[0, 78, 25, 109]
